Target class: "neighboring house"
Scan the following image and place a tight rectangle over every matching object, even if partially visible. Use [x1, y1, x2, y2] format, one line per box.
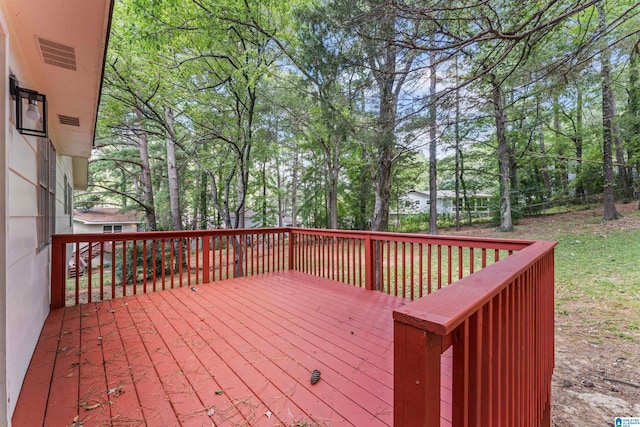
[400, 189, 492, 217]
[0, 1, 112, 423]
[73, 207, 144, 234]
[70, 208, 143, 278]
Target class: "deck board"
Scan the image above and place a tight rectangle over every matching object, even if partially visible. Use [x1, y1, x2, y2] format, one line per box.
[13, 271, 452, 426]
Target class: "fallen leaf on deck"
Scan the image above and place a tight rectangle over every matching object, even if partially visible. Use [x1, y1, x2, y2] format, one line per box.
[83, 403, 102, 411]
[215, 390, 224, 395]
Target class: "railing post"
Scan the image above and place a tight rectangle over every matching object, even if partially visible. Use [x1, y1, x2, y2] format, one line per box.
[202, 235, 210, 283]
[364, 234, 375, 291]
[394, 320, 442, 426]
[50, 236, 66, 309]
[288, 229, 295, 271]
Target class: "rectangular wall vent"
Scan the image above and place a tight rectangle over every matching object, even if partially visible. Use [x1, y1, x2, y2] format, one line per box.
[58, 115, 80, 127]
[38, 38, 76, 71]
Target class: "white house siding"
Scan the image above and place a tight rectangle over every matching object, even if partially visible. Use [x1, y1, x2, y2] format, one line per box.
[0, 8, 75, 421]
[0, 18, 9, 423]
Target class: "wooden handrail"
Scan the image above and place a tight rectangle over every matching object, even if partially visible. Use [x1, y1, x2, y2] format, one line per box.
[393, 240, 556, 426]
[393, 241, 556, 335]
[52, 227, 536, 308]
[51, 228, 291, 309]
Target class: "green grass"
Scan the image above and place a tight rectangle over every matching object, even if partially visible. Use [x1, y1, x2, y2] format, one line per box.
[549, 217, 640, 343]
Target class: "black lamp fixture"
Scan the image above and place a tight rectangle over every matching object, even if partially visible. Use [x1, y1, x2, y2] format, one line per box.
[9, 74, 48, 138]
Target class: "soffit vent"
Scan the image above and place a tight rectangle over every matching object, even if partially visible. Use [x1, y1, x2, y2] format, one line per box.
[38, 37, 77, 71]
[58, 115, 80, 127]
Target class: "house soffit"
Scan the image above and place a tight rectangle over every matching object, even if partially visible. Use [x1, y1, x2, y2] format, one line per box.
[4, 0, 113, 159]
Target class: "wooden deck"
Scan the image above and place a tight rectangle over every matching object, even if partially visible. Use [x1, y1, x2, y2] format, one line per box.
[13, 270, 452, 427]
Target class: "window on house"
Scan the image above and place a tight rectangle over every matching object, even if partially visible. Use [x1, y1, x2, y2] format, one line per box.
[37, 138, 56, 249]
[64, 175, 73, 226]
[103, 225, 123, 233]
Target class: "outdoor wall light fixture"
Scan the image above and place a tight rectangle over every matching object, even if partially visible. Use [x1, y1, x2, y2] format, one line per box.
[9, 74, 48, 137]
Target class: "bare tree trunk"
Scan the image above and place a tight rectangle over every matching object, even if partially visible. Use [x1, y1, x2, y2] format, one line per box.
[429, 52, 438, 235]
[134, 110, 157, 231]
[164, 107, 182, 231]
[492, 75, 514, 231]
[535, 96, 552, 200]
[291, 146, 299, 227]
[629, 40, 640, 209]
[553, 97, 568, 195]
[369, 3, 413, 232]
[538, 127, 552, 200]
[276, 145, 284, 227]
[454, 70, 461, 231]
[611, 91, 630, 200]
[261, 160, 267, 227]
[574, 84, 585, 197]
[199, 172, 208, 229]
[319, 136, 340, 229]
[236, 174, 246, 229]
[598, 3, 621, 221]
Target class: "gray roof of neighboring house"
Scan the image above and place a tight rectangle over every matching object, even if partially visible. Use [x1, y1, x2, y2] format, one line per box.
[74, 208, 144, 225]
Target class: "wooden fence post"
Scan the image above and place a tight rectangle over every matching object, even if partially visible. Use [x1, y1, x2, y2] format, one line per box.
[50, 236, 65, 309]
[288, 230, 295, 270]
[394, 320, 442, 426]
[364, 234, 375, 291]
[202, 236, 210, 283]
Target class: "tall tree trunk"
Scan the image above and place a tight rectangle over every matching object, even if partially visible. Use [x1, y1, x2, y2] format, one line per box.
[428, 52, 438, 234]
[574, 84, 585, 197]
[357, 156, 370, 230]
[492, 75, 514, 231]
[164, 107, 182, 231]
[535, 95, 552, 198]
[135, 110, 157, 230]
[612, 92, 631, 200]
[236, 174, 246, 229]
[454, 64, 461, 231]
[369, 3, 407, 232]
[199, 172, 208, 229]
[261, 160, 267, 227]
[629, 40, 640, 209]
[598, 3, 621, 220]
[536, 96, 552, 200]
[553, 97, 568, 195]
[276, 146, 284, 227]
[291, 145, 299, 227]
[320, 136, 340, 229]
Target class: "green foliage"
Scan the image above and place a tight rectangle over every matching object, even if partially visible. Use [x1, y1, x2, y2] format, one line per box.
[87, 0, 640, 233]
[114, 242, 173, 285]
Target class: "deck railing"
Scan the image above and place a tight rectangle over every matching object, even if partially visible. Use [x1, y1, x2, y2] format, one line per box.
[52, 228, 532, 308]
[393, 240, 556, 426]
[289, 229, 531, 300]
[51, 228, 290, 308]
[50, 227, 555, 425]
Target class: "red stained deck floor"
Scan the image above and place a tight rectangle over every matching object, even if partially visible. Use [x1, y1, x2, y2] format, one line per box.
[13, 271, 452, 426]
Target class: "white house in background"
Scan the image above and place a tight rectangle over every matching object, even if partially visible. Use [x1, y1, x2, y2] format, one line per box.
[74, 207, 144, 234]
[402, 189, 493, 217]
[0, 1, 112, 423]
